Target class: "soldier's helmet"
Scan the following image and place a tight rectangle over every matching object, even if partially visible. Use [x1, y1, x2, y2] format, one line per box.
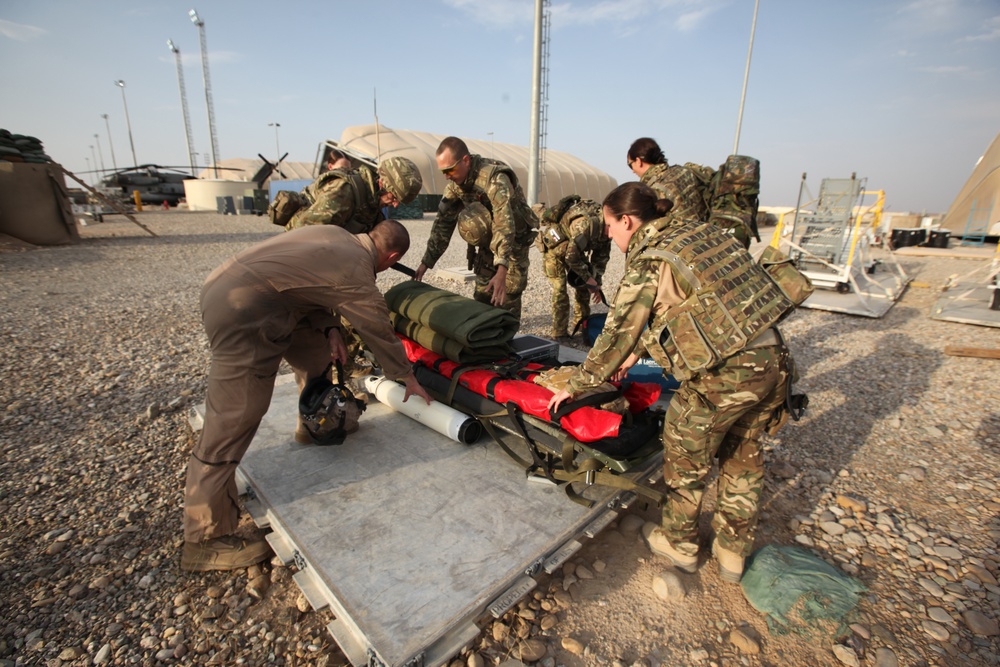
[457, 202, 492, 248]
[378, 157, 423, 204]
[298, 362, 366, 446]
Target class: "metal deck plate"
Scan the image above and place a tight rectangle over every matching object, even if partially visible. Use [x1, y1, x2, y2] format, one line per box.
[236, 376, 656, 667]
[931, 283, 1000, 328]
[799, 267, 910, 318]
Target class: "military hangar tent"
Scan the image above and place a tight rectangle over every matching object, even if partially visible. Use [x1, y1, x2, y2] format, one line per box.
[942, 131, 1000, 239]
[336, 124, 618, 206]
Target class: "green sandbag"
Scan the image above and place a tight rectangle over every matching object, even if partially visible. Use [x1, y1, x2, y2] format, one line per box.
[391, 314, 512, 364]
[741, 544, 866, 637]
[384, 280, 519, 347]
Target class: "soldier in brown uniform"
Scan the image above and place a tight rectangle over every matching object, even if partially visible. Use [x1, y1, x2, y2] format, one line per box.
[548, 183, 798, 583]
[414, 137, 537, 319]
[182, 220, 433, 572]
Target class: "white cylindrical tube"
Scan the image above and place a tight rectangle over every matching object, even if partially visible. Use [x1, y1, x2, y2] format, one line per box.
[362, 375, 482, 445]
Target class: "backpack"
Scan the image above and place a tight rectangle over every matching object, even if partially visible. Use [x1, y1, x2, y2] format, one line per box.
[267, 190, 310, 227]
[683, 156, 761, 248]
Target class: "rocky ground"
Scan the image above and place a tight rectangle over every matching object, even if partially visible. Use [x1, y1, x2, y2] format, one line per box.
[0, 210, 998, 667]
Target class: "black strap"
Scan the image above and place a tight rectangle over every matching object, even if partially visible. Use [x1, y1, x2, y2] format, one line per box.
[548, 389, 623, 421]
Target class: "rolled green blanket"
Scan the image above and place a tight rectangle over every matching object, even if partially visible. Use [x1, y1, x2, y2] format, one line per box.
[391, 314, 512, 364]
[384, 280, 519, 348]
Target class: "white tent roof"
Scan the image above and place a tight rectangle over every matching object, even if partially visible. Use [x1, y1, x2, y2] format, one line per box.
[337, 124, 617, 206]
[196, 158, 317, 183]
[942, 131, 1000, 235]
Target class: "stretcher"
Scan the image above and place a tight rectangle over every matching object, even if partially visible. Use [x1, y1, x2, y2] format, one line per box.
[229, 337, 668, 667]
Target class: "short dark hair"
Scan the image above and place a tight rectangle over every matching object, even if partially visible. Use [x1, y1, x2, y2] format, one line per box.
[436, 136, 470, 160]
[602, 182, 672, 223]
[627, 137, 666, 165]
[369, 218, 410, 257]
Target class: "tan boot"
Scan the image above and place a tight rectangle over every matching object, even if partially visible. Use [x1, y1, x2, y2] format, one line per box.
[646, 528, 699, 573]
[181, 535, 272, 572]
[712, 539, 745, 583]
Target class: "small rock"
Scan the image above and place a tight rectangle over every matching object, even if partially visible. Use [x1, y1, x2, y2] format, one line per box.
[247, 575, 270, 600]
[921, 620, 950, 641]
[729, 628, 759, 654]
[561, 637, 585, 655]
[467, 652, 485, 667]
[58, 647, 82, 660]
[836, 494, 867, 514]
[295, 594, 311, 613]
[618, 514, 645, 535]
[516, 639, 546, 662]
[962, 609, 999, 636]
[94, 643, 112, 664]
[688, 648, 710, 662]
[832, 643, 860, 666]
[927, 607, 952, 624]
[820, 521, 846, 536]
[652, 570, 686, 601]
[873, 647, 898, 667]
[575, 565, 594, 580]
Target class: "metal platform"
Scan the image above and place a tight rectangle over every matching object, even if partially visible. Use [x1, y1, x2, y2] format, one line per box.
[235, 373, 659, 667]
[931, 282, 1000, 328]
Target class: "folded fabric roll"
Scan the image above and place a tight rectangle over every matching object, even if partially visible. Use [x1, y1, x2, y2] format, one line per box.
[384, 280, 519, 348]
[390, 314, 512, 364]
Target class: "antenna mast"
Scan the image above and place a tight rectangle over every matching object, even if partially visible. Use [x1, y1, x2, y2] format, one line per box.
[374, 88, 382, 162]
[167, 39, 198, 175]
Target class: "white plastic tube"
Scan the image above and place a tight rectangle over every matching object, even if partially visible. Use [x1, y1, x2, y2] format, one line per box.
[362, 375, 482, 445]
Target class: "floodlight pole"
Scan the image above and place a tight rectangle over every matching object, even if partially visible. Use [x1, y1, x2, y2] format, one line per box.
[268, 122, 281, 166]
[101, 114, 118, 172]
[167, 39, 198, 176]
[527, 0, 544, 205]
[114, 80, 139, 168]
[93, 134, 106, 176]
[732, 0, 759, 155]
[190, 9, 220, 178]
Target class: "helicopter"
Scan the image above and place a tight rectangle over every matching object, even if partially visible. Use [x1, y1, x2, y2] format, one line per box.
[92, 164, 238, 206]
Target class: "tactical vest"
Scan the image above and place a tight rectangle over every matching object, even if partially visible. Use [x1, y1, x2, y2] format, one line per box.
[633, 218, 794, 380]
[457, 156, 538, 242]
[538, 194, 580, 250]
[642, 163, 710, 222]
[566, 200, 604, 253]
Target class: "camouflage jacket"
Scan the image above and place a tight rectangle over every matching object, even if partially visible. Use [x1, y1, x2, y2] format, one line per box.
[286, 166, 383, 234]
[641, 162, 710, 222]
[563, 216, 791, 394]
[543, 199, 611, 283]
[421, 155, 537, 269]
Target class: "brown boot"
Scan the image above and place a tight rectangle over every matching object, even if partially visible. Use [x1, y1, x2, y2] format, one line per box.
[181, 535, 272, 572]
[646, 528, 699, 574]
[712, 538, 745, 583]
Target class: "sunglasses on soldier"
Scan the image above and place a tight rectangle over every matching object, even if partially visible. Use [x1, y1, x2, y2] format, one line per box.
[440, 157, 463, 175]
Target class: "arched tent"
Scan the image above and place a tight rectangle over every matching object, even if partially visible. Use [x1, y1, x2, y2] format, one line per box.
[942, 131, 1000, 237]
[337, 124, 617, 206]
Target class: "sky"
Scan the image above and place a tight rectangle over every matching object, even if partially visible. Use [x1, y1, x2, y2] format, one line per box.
[1, 0, 998, 214]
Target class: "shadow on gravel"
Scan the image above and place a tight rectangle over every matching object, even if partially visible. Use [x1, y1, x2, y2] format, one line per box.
[764, 303, 941, 525]
[84, 231, 278, 248]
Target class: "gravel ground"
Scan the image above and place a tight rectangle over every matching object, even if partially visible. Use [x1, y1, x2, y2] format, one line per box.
[1, 210, 998, 667]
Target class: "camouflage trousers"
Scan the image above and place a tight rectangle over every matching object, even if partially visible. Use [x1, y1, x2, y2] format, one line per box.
[472, 245, 530, 320]
[542, 252, 590, 338]
[660, 344, 790, 557]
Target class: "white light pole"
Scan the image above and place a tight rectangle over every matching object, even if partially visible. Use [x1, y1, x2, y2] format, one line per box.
[101, 113, 118, 172]
[89, 145, 99, 182]
[93, 133, 106, 176]
[114, 80, 139, 168]
[732, 0, 760, 155]
[84, 156, 92, 185]
[268, 122, 281, 165]
[190, 8, 220, 178]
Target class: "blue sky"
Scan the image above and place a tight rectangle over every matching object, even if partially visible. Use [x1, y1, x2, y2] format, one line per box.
[1, 0, 997, 213]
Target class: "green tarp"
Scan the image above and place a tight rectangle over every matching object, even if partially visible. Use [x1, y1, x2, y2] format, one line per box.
[384, 280, 518, 363]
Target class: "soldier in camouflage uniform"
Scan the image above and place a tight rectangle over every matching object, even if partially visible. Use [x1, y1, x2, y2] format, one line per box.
[627, 137, 710, 222]
[548, 182, 798, 584]
[286, 156, 422, 233]
[415, 137, 537, 320]
[536, 195, 611, 338]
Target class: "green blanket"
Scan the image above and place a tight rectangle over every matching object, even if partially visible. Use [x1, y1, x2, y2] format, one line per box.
[384, 281, 519, 348]
[391, 314, 513, 364]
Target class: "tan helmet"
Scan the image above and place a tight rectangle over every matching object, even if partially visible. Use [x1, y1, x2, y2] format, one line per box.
[378, 157, 422, 204]
[457, 202, 492, 248]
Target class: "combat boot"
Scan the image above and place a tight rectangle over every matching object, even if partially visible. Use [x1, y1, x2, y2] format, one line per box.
[712, 538, 745, 583]
[181, 535, 272, 572]
[646, 528, 699, 573]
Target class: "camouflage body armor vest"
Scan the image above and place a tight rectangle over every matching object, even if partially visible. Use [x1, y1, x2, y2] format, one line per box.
[634, 217, 794, 380]
[450, 156, 538, 244]
[642, 163, 710, 222]
[302, 166, 382, 233]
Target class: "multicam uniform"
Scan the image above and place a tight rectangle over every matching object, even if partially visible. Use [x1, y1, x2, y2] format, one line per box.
[561, 215, 796, 558]
[537, 197, 611, 337]
[286, 166, 384, 233]
[420, 154, 537, 319]
[640, 162, 710, 222]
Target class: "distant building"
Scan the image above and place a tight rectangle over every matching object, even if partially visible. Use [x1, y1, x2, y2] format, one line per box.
[942, 131, 1000, 238]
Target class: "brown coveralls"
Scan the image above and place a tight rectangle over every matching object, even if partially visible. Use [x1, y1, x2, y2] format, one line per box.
[184, 225, 412, 543]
